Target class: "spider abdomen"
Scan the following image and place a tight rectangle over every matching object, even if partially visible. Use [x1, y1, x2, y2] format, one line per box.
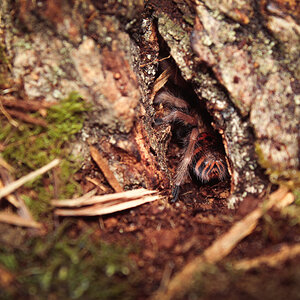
[191, 132, 228, 183]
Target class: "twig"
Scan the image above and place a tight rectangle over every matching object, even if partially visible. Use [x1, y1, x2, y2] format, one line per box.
[90, 146, 123, 193]
[51, 188, 156, 207]
[0, 180, 20, 208]
[86, 176, 109, 192]
[234, 243, 300, 270]
[0, 95, 57, 111]
[152, 186, 294, 300]
[0, 166, 38, 222]
[0, 159, 60, 199]
[5, 109, 48, 127]
[0, 211, 42, 229]
[54, 194, 159, 216]
[0, 157, 14, 173]
[0, 101, 18, 127]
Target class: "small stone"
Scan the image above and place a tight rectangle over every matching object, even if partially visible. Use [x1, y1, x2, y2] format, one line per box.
[105, 217, 118, 229]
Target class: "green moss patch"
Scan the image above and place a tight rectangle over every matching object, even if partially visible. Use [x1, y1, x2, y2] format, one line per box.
[0, 93, 142, 299]
[0, 92, 88, 218]
[0, 221, 140, 300]
[0, 43, 10, 86]
[255, 143, 300, 206]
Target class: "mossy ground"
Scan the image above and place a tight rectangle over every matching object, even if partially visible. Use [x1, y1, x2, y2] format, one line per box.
[0, 221, 141, 300]
[0, 93, 142, 299]
[0, 92, 87, 218]
[1, 95, 299, 299]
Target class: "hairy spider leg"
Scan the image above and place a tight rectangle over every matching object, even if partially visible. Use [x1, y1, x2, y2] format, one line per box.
[161, 110, 198, 127]
[154, 92, 224, 202]
[172, 127, 199, 202]
[154, 100, 199, 202]
[154, 92, 196, 127]
[154, 91, 189, 109]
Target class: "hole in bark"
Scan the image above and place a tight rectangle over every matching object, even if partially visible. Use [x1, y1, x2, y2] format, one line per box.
[153, 41, 231, 205]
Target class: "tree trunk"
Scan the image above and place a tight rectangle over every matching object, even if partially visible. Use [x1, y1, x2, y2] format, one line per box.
[1, 0, 299, 206]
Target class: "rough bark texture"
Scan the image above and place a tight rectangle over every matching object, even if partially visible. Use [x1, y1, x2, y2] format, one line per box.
[1, 0, 299, 205]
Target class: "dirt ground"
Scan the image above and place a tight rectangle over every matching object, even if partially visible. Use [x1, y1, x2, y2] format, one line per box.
[76, 141, 300, 299]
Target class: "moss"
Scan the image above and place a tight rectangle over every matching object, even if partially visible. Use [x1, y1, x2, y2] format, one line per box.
[0, 43, 11, 86]
[255, 143, 300, 191]
[294, 189, 300, 205]
[280, 204, 300, 226]
[0, 221, 140, 300]
[0, 92, 88, 218]
[157, 12, 193, 80]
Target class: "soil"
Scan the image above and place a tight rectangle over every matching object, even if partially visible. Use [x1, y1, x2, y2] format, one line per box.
[76, 140, 300, 299]
[83, 177, 233, 297]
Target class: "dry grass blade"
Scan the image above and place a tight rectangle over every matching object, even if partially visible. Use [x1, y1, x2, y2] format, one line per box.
[274, 192, 295, 209]
[86, 176, 109, 192]
[50, 188, 98, 207]
[0, 166, 39, 224]
[90, 146, 123, 193]
[152, 186, 294, 300]
[0, 157, 14, 173]
[149, 66, 172, 101]
[0, 180, 20, 208]
[0, 159, 60, 199]
[51, 188, 156, 207]
[0, 212, 42, 229]
[0, 101, 18, 127]
[234, 243, 300, 270]
[54, 194, 160, 216]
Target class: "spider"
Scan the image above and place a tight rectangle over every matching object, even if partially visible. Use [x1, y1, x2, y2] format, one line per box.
[154, 91, 229, 202]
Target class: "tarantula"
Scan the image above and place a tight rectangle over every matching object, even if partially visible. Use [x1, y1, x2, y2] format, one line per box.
[154, 91, 229, 202]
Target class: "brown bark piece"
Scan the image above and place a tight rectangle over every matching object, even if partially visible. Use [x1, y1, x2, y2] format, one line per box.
[90, 146, 123, 193]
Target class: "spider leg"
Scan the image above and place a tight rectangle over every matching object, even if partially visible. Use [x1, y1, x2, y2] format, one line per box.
[171, 185, 180, 203]
[162, 111, 198, 127]
[172, 127, 199, 202]
[154, 91, 189, 109]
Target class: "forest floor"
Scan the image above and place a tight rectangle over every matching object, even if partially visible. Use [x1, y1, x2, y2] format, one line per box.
[87, 143, 300, 300]
[0, 91, 299, 300]
[60, 140, 300, 300]
[1, 122, 300, 299]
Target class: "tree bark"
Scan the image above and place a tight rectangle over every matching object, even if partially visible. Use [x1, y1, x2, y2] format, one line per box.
[1, 0, 299, 205]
